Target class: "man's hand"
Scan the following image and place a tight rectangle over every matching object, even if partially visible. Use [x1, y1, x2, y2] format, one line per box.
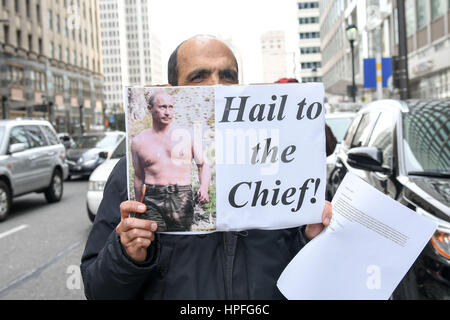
[305, 201, 332, 240]
[115, 201, 157, 263]
[197, 186, 210, 204]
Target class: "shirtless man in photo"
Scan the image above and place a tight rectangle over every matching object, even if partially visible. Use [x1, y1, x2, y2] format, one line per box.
[131, 89, 211, 232]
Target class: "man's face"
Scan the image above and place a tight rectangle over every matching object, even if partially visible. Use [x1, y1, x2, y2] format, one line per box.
[149, 92, 175, 126]
[177, 38, 239, 86]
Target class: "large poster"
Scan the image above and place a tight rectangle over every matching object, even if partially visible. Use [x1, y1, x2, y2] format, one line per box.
[125, 83, 325, 233]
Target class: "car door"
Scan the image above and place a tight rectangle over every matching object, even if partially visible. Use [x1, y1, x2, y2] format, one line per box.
[6, 126, 35, 195]
[344, 110, 381, 179]
[365, 111, 398, 198]
[24, 125, 51, 189]
[40, 124, 64, 182]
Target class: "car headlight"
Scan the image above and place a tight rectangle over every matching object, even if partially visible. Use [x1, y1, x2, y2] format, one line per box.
[431, 230, 450, 259]
[84, 159, 98, 167]
[77, 157, 84, 164]
[416, 207, 450, 259]
[88, 181, 106, 192]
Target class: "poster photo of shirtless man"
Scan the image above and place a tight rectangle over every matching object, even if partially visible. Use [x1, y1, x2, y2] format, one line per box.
[126, 87, 215, 232]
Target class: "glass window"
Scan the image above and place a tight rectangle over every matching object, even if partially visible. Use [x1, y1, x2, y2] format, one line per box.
[26, 126, 48, 148]
[406, 0, 416, 36]
[110, 138, 126, 159]
[403, 102, 450, 173]
[351, 112, 380, 148]
[368, 112, 395, 168]
[431, 0, 444, 20]
[326, 117, 354, 143]
[9, 126, 30, 149]
[344, 114, 362, 147]
[416, 0, 429, 29]
[41, 125, 59, 145]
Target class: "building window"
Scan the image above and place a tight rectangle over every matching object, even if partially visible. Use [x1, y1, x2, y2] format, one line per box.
[53, 74, 64, 94]
[31, 69, 47, 92]
[298, 2, 319, 9]
[69, 79, 78, 97]
[36, 3, 41, 24]
[431, 0, 444, 20]
[416, 0, 429, 29]
[3, 25, 9, 44]
[299, 32, 320, 39]
[16, 30, 21, 48]
[48, 10, 53, 30]
[28, 34, 32, 51]
[7, 64, 25, 87]
[299, 17, 319, 24]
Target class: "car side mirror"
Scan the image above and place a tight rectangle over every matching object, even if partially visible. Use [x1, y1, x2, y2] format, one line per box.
[347, 147, 388, 173]
[9, 143, 26, 154]
[99, 151, 108, 159]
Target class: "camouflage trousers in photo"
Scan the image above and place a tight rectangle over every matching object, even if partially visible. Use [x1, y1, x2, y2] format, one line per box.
[141, 184, 194, 232]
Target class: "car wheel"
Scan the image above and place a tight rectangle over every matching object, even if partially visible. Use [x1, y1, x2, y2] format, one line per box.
[0, 181, 11, 222]
[87, 206, 96, 223]
[45, 170, 63, 203]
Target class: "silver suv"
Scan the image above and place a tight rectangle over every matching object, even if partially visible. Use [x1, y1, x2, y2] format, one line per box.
[0, 119, 69, 221]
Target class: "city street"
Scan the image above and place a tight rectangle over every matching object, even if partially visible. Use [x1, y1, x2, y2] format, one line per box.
[0, 178, 91, 300]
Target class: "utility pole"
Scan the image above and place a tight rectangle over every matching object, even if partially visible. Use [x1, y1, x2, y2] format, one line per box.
[397, 0, 409, 100]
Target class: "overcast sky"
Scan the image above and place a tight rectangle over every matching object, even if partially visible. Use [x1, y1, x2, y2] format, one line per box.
[149, 0, 299, 84]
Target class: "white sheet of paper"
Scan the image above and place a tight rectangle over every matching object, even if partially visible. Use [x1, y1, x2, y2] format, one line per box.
[277, 173, 437, 300]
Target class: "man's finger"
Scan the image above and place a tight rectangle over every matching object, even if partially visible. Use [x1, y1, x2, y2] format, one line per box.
[322, 201, 332, 226]
[117, 218, 157, 234]
[122, 228, 155, 244]
[127, 237, 152, 250]
[120, 201, 147, 220]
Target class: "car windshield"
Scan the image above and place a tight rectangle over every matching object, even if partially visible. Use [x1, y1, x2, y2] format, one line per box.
[326, 117, 354, 143]
[73, 134, 119, 149]
[111, 138, 126, 159]
[403, 102, 450, 175]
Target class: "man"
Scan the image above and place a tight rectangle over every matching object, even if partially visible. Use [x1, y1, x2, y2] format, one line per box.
[81, 35, 332, 299]
[131, 89, 211, 232]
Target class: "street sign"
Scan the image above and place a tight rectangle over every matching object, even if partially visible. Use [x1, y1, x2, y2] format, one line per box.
[363, 57, 393, 89]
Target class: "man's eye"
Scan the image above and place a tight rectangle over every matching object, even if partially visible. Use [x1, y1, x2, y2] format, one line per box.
[191, 74, 204, 82]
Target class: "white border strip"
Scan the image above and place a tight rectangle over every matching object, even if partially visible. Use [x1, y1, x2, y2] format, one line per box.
[0, 225, 29, 240]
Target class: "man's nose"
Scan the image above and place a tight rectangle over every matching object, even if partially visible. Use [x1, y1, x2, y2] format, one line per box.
[205, 73, 221, 85]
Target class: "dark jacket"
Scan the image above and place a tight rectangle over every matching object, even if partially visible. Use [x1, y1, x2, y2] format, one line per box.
[80, 157, 307, 300]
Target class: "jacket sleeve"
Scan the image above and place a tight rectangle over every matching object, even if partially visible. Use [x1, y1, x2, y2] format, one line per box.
[80, 157, 159, 300]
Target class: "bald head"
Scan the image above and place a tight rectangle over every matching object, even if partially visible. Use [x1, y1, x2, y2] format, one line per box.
[168, 36, 239, 86]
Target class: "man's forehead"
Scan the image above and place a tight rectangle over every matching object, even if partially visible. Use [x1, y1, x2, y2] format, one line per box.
[154, 91, 174, 104]
[177, 38, 237, 70]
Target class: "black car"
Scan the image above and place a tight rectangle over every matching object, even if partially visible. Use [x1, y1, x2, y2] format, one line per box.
[327, 99, 450, 299]
[66, 131, 125, 179]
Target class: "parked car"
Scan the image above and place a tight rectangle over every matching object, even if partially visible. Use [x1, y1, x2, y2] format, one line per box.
[86, 136, 126, 222]
[66, 131, 125, 179]
[57, 132, 75, 150]
[0, 119, 69, 222]
[327, 99, 450, 299]
[325, 112, 356, 200]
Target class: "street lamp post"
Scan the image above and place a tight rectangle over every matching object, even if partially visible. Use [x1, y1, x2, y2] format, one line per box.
[346, 24, 358, 103]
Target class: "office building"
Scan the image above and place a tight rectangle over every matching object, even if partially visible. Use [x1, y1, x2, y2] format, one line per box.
[0, 0, 104, 133]
[298, 1, 322, 83]
[261, 31, 288, 83]
[99, 0, 163, 116]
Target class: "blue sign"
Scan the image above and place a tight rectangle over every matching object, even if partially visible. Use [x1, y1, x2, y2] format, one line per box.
[109, 116, 116, 124]
[363, 57, 393, 89]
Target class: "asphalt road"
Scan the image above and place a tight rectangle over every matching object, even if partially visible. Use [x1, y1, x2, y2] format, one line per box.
[0, 178, 92, 300]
